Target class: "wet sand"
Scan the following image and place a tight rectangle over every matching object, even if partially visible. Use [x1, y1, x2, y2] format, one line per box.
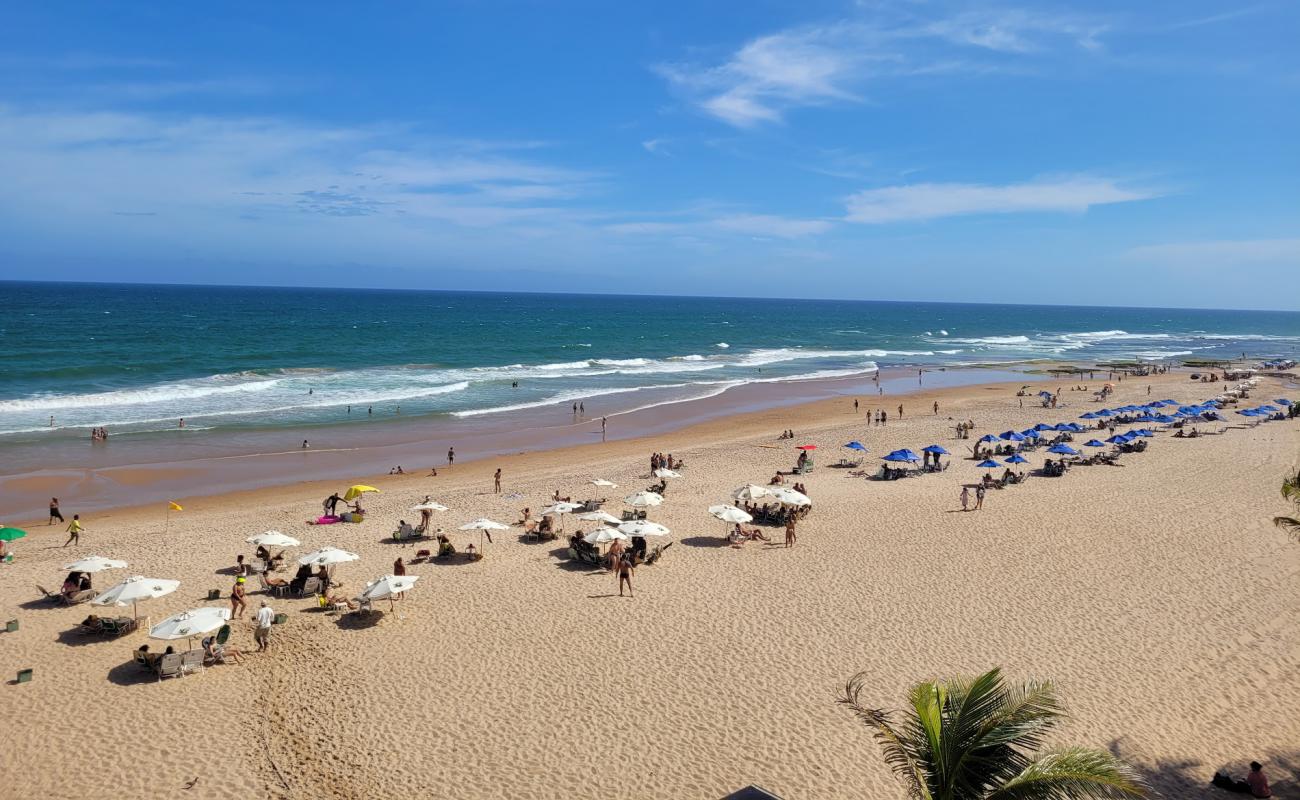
[0, 366, 1038, 519]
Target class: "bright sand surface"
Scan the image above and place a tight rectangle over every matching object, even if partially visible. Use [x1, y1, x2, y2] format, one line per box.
[1, 372, 1297, 799]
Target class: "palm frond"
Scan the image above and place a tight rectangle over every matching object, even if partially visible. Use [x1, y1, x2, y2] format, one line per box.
[1281, 472, 1300, 503]
[838, 672, 933, 800]
[959, 678, 1066, 791]
[985, 747, 1147, 800]
[1274, 516, 1300, 541]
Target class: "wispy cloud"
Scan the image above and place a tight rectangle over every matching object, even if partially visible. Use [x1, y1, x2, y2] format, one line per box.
[641, 138, 672, 155]
[844, 176, 1157, 223]
[656, 7, 1112, 126]
[1125, 237, 1300, 267]
[607, 212, 832, 239]
[1168, 6, 1267, 30]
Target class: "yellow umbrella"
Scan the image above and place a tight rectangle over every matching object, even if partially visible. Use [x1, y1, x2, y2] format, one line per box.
[343, 485, 380, 502]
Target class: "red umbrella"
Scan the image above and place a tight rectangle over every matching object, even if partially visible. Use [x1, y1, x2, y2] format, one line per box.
[796, 444, 817, 450]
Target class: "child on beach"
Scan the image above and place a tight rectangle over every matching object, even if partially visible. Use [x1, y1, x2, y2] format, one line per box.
[63, 514, 84, 546]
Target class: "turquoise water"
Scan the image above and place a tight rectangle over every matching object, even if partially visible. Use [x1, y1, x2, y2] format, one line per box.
[2, 281, 1298, 443]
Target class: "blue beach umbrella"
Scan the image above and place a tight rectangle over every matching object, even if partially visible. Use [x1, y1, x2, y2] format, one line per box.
[1096, 409, 1115, 417]
[1005, 454, 1029, 464]
[1053, 423, 1074, 431]
[1079, 412, 1099, 420]
[1047, 444, 1080, 456]
[1033, 423, 1055, 431]
[1154, 414, 1177, 424]
[1238, 409, 1260, 417]
[1084, 439, 1106, 447]
[977, 459, 1001, 468]
[882, 449, 921, 463]
[843, 441, 868, 452]
[1276, 399, 1292, 406]
[999, 430, 1026, 442]
[922, 445, 950, 455]
[1021, 429, 1040, 439]
[1258, 405, 1279, 413]
[1106, 434, 1131, 444]
[1161, 399, 1178, 405]
[979, 434, 999, 443]
[1130, 429, 1155, 437]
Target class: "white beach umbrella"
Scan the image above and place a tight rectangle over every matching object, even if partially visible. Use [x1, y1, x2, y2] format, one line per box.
[62, 555, 128, 573]
[708, 505, 753, 524]
[624, 491, 663, 508]
[359, 574, 420, 609]
[771, 488, 811, 507]
[589, 479, 618, 488]
[732, 484, 772, 502]
[297, 547, 361, 567]
[584, 527, 629, 545]
[92, 575, 181, 620]
[149, 607, 230, 643]
[458, 518, 511, 550]
[618, 520, 671, 538]
[245, 531, 301, 548]
[542, 502, 582, 515]
[458, 518, 511, 532]
[653, 468, 682, 478]
[410, 501, 450, 513]
[576, 510, 622, 525]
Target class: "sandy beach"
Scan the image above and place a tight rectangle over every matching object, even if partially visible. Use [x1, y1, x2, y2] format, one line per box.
[1, 371, 1297, 799]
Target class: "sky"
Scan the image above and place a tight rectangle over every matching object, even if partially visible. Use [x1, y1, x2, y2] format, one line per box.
[0, 1, 1297, 309]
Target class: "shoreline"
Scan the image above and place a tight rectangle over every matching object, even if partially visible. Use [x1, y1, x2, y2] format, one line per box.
[0, 364, 1055, 521]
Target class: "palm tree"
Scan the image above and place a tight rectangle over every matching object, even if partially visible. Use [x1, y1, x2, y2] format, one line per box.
[837, 667, 1145, 799]
[1274, 469, 1300, 539]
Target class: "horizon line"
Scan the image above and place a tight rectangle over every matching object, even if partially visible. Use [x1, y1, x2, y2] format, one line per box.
[1, 277, 1298, 316]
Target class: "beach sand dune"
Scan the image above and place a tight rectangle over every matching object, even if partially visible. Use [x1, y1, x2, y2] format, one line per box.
[1, 374, 1297, 799]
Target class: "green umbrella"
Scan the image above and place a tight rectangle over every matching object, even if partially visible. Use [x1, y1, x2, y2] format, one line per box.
[0, 527, 27, 542]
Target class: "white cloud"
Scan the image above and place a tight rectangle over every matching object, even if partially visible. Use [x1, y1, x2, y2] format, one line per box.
[1125, 238, 1300, 267]
[656, 8, 1112, 126]
[607, 212, 831, 239]
[844, 176, 1156, 223]
[641, 138, 671, 155]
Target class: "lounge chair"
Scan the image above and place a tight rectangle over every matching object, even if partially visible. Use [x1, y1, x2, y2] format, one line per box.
[296, 576, 322, 598]
[62, 589, 98, 605]
[180, 650, 204, 675]
[156, 653, 183, 681]
[132, 649, 153, 671]
[258, 574, 291, 598]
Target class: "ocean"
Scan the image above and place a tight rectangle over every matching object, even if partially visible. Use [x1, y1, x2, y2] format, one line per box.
[3, 281, 1299, 446]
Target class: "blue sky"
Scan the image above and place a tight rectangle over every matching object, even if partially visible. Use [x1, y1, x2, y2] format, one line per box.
[1, 1, 1297, 309]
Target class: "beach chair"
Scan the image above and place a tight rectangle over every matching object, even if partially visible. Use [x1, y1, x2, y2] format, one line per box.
[297, 577, 322, 598]
[62, 589, 98, 605]
[180, 650, 204, 675]
[258, 574, 290, 598]
[156, 653, 183, 681]
[35, 585, 62, 604]
[132, 649, 153, 671]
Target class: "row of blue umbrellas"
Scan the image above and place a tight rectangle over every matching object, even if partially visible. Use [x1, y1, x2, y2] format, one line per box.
[845, 442, 950, 464]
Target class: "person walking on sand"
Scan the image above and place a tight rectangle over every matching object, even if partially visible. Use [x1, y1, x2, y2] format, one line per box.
[230, 576, 248, 619]
[617, 553, 635, 598]
[975, 484, 985, 511]
[447, 446, 455, 466]
[933, 400, 939, 415]
[601, 416, 607, 441]
[898, 404, 903, 418]
[854, 398, 859, 413]
[960, 486, 970, 512]
[63, 514, 84, 546]
[785, 516, 797, 548]
[49, 497, 64, 525]
[494, 468, 502, 494]
[255, 601, 274, 652]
